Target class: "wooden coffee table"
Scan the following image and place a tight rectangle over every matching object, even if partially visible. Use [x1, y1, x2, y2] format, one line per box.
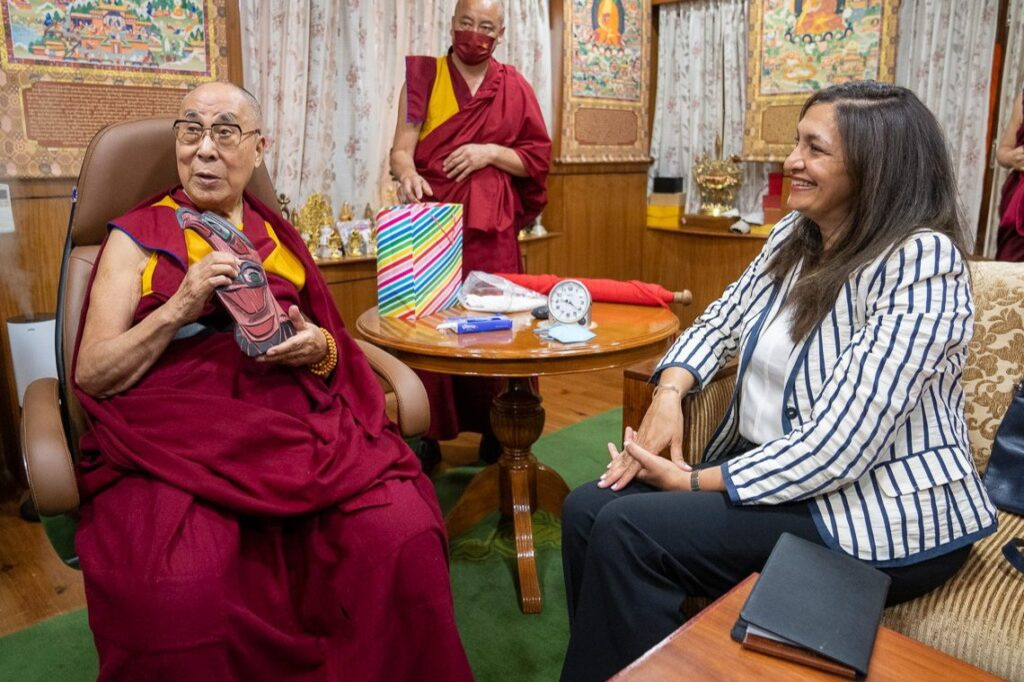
[357, 303, 679, 613]
[612, 573, 1000, 681]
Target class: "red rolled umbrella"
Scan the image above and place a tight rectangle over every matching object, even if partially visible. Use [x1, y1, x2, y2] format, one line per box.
[493, 273, 692, 308]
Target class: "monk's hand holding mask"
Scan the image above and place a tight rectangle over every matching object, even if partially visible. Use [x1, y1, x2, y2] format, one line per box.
[258, 305, 329, 367]
[443, 143, 494, 183]
[168, 251, 240, 324]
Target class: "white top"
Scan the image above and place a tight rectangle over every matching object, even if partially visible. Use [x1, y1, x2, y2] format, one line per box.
[738, 307, 795, 445]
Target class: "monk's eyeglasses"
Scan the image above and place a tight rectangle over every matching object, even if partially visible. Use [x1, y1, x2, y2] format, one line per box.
[172, 120, 261, 149]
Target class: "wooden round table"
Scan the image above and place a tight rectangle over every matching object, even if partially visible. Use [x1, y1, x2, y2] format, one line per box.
[357, 303, 680, 613]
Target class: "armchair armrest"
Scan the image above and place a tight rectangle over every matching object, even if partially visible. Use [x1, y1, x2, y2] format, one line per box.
[622, 360, 737, 466]
[355, 340, 430, 438]
[681, 364, 737, 466]
[21, 378, 80, 515]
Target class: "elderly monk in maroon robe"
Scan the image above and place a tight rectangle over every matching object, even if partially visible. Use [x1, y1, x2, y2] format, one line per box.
[390, 0, 552, 462]
[73, 82, 473, 681]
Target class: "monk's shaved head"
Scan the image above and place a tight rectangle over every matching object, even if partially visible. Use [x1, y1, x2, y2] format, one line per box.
[454, 0, 504, 27]
[184, 81, 263, 130]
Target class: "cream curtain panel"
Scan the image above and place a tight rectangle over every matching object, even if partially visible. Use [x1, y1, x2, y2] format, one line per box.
[240, 0, 552, 214]
[982, 0, 1024, 257]
[650, 0, 1000, 231]
[895, 0, 999, 249]
[649, 0, 770, 217]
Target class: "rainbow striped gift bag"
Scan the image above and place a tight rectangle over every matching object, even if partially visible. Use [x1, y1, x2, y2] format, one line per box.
[375, 203, 463, 319]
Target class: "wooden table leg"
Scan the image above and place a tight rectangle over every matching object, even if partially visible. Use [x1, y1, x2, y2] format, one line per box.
[444, 464, 500, 538]
[492, 377, 570, 614]
[442, 377, 572, 614]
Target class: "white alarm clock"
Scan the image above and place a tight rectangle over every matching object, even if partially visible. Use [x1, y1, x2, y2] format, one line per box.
[547, 279, 592, 325]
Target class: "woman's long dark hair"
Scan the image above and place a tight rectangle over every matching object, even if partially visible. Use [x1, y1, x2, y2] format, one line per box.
[768, 81, 969, 341]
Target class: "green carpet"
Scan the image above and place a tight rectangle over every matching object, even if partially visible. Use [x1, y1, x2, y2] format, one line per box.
[0, 408, 620, 682]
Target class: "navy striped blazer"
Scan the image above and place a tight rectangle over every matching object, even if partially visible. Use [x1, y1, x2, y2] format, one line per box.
[655, 213, 997, 566]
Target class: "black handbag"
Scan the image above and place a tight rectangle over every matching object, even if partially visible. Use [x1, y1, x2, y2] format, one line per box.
[985, 379, 1024, 515]
[984, 379, 1024, 575]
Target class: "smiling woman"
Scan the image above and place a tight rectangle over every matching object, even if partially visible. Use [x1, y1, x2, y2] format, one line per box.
[559, 81, 996, 682]
[783, 102, 853, 245]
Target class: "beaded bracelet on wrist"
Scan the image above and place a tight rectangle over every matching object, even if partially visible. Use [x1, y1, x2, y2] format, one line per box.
[308, 327, 338, 377]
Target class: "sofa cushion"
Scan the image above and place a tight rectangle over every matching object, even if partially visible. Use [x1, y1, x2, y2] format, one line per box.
[964, 261, 1024, 474]
[881, 511, 1024, 680]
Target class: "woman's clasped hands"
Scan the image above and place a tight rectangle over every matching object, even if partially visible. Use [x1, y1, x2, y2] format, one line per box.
[599, 417, 693, 493]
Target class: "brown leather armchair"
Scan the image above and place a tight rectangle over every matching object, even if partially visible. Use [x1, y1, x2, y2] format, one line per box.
[20, 117, 428, 560]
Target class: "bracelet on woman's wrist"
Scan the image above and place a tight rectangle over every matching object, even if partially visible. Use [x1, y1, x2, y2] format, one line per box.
[689, 469, 701, 492]
[653, 384, 682, 400]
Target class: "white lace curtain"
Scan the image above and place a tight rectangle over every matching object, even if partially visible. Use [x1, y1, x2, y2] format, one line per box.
[650, 0, 999, 233]
[240, 0, 552, 215]
[649, 0, 771, 217]
[895, 0, 999, 249]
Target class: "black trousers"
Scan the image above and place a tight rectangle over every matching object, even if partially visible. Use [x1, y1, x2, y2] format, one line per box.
[559, 480, 971, 682]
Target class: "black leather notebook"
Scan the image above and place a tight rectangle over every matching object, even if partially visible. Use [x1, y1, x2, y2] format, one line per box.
[731, 533, 891, 679]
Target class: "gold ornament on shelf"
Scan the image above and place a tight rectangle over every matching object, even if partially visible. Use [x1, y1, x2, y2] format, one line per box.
[315, 225, 337, 260]
[298, 193, 334, 257]
[693, 136, 744, 217]
[346, 228, 365, 257]
[363, 203, 374, 222]
[382, 185, 399, 208]
[327, 226, 343, 259]
[338, 201, 354, 222]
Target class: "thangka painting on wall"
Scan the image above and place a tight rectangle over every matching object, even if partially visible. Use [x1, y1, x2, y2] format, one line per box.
[558, 0, 651, 163]
[743, 0, 899, 161]
[0, 0, 229, 178]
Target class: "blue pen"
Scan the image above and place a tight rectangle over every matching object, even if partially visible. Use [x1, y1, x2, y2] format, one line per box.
[436, 315, 513, 334]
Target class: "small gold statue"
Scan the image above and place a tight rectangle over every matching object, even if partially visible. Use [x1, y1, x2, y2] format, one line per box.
[316, 225, 337, 260]
[383, 184, 399, 207]
[363, 203, 374, 222]
[338, 201, 354, 222]
[693, 136, 744, 217]
[298, 193, 334, 256]
[346, 228, 365, 257]
[327, 226, 343, 259]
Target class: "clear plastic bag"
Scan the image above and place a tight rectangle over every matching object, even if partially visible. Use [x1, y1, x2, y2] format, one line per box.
[458, 271, 547, 313]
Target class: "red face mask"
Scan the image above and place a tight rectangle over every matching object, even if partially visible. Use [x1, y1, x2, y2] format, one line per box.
[453, 29, 497, 66]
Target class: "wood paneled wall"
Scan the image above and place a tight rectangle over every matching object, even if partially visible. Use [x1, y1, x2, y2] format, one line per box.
[543, 163, 649, 279]
[643, 226, 767, 329]
[0, 178, 75, 489]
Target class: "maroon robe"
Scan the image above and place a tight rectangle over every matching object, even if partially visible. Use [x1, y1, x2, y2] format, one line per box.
[72, 188, 472, 681]
[998, 90, 1024, 262]
[406, 52, 551, 440]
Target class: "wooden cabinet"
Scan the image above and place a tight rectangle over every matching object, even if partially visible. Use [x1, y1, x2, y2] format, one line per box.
[642, 225, 767, 328]
[315, 257, 378, 335]
[518, 232, 562, 274]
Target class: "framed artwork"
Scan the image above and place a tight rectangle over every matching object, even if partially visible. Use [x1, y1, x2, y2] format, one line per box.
[559, 0, 651, 163]
[0, 0, 229, 178]
[743, 0, 900, 161]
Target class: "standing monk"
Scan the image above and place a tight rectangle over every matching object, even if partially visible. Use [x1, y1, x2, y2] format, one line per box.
[390, 0, 552, 462]
[74, 82, 472, 681]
